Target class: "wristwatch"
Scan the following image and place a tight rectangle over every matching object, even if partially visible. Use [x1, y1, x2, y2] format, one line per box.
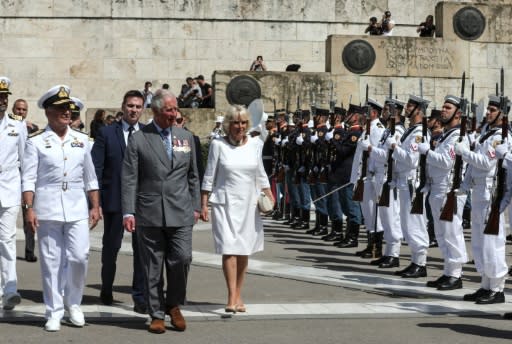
[23, 204, 33, 210]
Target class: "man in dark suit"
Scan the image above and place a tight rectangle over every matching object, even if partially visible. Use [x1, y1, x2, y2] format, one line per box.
[122, 90, 200, 334]
[91, 90, 146, 313]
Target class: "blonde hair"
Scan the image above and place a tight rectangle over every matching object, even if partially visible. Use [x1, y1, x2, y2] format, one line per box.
[222, 105, 251, 134]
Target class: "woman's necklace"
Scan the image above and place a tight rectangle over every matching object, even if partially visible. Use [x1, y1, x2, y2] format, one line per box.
[226, 135, 247, 147]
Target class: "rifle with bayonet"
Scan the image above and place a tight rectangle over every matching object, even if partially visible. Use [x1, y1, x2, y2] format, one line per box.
[378, 81, 395, 207]
[470, 83, 478, 133]
[294, 96, 305, 185]
[439, 72, 468, 221]
[484, 68, 509, 235]
[410, 79, 428, 214]
[353, 85, 370, 202]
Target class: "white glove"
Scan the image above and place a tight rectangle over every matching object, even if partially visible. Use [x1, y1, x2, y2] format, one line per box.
[360, 139, 371, 151]
[273, 137, 281, 145]
[418, 142, 430, 154]
[325, 130, 334, 141]
[298, 166, 306, 173]
[384, 136, 396, 150]
[310, 134, 318, 144]
[313, 166, 319, 173]
[296, 135, 304, 145]
[454, 141, 469, 156]
[284, 164, 290, 172]
[281, 137, 289, 146]
[495, 143, 509, 159]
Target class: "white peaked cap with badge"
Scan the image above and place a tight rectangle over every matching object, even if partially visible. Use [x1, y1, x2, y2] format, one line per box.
[37, 85, 72, 109]
[0, 76, 12, 94]
[70, 97, 84, 111]
[216, 115, 224, 123]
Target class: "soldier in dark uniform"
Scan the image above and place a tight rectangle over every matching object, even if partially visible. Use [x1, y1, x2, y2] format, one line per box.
[305, 108, 331, 236]
[273, 110, 289, 220]
[289, 110, 312, 230]
[262, 113, 276, 217]
[329, 105, 365, 248]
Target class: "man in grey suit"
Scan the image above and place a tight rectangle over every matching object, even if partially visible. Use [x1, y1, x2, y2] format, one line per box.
[122, 90, 200, 334]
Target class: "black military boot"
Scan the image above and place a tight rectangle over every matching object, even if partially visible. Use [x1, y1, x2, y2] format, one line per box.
[362, 231, 382, 259]
[313, 214, 328, 236]
[323, 219, 342, 241]
[356, 232, 374, 257]
[272, 199, 283, 220]
[283, 207, 297, 225]
[306, 211, 320, 234]
[297, 209, 311, 230]
[290, 208, 303, 228]
[336, 222, 360, 248]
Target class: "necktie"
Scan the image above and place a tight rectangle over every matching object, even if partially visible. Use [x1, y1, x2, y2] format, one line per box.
[161, 129, 173, 160]
[128, 126, 134, 140]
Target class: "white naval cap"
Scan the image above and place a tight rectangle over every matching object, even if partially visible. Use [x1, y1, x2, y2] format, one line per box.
[37, 85, 72, 109]
[0, 76, 12, 94]
[216, 115, 224, 123]
[70, 96, 84, 112]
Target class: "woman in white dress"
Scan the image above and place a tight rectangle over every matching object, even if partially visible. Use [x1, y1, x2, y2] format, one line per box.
[200, 105, 274, 313]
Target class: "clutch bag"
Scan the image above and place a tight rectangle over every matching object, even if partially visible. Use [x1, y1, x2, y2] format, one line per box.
[257, 192, 273, 213]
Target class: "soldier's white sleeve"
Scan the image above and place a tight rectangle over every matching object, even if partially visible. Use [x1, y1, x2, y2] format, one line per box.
[83, 139, 99, 191]
[17, 121, 28, 169]
[426, 135, 464, 169]
[370, 145, 388, 163]
[392, 145, 419, 169]
[202, 139, 221, 192]
[460, 146, 496, 170]
[21, 139, 38, 193]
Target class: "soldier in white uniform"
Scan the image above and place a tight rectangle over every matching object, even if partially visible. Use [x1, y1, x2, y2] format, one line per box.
[0, 76, 26, 311]
[368, 98, 405, 268]
[22, 85, 101, 331]
[385, 95, 430, 278]
[456, 95, 509, 304]
[420, 95, 469, 290]
[352, 99, 385, 258]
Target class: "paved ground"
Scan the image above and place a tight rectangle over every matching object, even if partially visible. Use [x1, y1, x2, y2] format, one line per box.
[1, 214, 511, 343]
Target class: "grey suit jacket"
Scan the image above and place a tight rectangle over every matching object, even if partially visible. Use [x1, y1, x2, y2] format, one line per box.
[121, 122, 200, 227]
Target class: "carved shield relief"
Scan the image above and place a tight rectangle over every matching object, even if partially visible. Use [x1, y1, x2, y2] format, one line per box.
[453, 6, 486, 41]
[225, 75, 262, 106]
[341, 40, 376, 74]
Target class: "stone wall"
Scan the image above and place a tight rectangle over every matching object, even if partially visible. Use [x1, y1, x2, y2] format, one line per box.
[0, 0, 508, 130]
[0, 0, 445, 126]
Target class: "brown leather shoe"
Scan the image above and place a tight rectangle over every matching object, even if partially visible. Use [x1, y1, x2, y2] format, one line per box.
[168, 306, 186, 331]
[148, 319, 166, 334]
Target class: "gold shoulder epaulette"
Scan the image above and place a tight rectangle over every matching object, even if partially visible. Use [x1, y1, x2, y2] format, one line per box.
[29, 129, 44, 138]
[8, 113, 23, 121]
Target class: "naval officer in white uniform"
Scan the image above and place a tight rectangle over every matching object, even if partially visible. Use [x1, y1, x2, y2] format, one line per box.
[22, 85, 100, 332]
[0, 76, 27, 311]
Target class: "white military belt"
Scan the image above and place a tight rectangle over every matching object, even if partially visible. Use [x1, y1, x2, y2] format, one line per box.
[38, 181, 85, 191]
[0, 162, 20, 173]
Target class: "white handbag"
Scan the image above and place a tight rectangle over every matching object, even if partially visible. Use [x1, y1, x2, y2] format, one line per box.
[257, 192, 274, 213]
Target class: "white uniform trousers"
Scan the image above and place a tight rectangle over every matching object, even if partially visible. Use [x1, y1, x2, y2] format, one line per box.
[429, 189, 468, 278]
[0, 206, 19, 296]
[381, 193, 402, 258]
[38, 219, 89, 320]
[398, 187, 428, 266]
[471, 185, 508, 291]
[507, 203, 512, 236]
[360, 173, 384, 233]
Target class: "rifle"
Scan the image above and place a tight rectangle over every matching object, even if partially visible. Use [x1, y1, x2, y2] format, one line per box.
[328, 81, 336, 128]
[439, 72, 468, 221]
[410, 79, 428, 214]
[378, 81, 395, 207]
[294, 96, 304, 185]
[410, 115, 428, 214]
[484, 68, 508, 235]
[470, 83, 477, 133]
[353, 85, 370, 202]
